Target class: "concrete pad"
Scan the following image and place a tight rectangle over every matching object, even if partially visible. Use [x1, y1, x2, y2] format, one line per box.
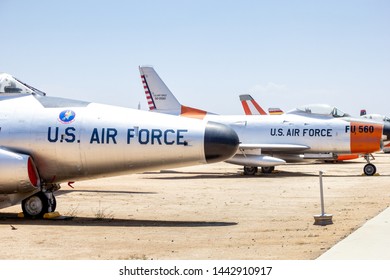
[318, 207, 390, 259]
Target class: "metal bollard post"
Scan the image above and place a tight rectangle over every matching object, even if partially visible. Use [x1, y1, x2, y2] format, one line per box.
[314, 171, 333, 226]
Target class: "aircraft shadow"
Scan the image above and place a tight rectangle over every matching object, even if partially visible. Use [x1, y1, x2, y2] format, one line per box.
[146, 168, 390, 179]
[328, 173, 390, 178]
[0, 213, 237, 228]
[149, 170, 318, 180]
[56, 190, 157, 195]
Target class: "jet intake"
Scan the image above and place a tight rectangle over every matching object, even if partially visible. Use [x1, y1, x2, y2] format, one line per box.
[204, 122, 239, 163]
[226, 154, 286, 167]
[382, 123, 390, 146]
[0, 149, 40, 194]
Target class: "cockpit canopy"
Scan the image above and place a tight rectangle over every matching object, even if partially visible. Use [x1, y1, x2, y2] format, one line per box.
[362, 114, 390, 123]
[0, 73, 45, 96]
[287, 104, 350, 118]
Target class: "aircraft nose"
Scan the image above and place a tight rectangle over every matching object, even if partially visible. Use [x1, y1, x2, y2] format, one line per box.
[204, 121, 239, 163]
[383, 123, 390, 144]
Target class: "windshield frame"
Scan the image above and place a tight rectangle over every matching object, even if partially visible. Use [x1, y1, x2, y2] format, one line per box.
[288, 104, 350, 118]
[0, 73, 46, 96]
[13, 76, 46, 96]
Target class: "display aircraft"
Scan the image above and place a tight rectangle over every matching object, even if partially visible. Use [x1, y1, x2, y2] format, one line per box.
[360, 109, 390, 124]
[239, 94, 360, 162]
[139, 66, 390, 176]
[0, 72, 239, 218]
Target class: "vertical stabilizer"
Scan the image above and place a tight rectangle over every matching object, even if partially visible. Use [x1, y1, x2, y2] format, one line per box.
[239, 94, 267, 115]
[139, 66, 181, 114]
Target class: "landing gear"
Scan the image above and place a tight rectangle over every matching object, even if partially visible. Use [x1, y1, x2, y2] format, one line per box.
[261, 166, 275, 174]
[364, 163, 376, 176]
[243, 166, 258, 175]
[363, 154, 376, 176]
[243, 166, 275, 175]
[22, 191, 56, 218]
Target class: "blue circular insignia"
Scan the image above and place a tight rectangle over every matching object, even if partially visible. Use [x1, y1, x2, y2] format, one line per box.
[59, 110, 76, 123]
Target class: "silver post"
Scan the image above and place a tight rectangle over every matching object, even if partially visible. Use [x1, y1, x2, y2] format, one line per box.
[319, 170, 325, 216]
[314, 170, 333, 226]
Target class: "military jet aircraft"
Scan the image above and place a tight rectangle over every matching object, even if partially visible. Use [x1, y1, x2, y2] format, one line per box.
[139, 66, 390, 176]
[0, 72, 239, 218]
[239, 94, 360, 162]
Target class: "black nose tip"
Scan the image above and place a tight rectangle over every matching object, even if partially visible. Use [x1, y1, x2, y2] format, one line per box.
[204, 121, 239, 163]
[383, 123, 390, 142]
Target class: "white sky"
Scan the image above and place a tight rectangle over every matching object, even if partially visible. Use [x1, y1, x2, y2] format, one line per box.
[2, 0, 390, 116]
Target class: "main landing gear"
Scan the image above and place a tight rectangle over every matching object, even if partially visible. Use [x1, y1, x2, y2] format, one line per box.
[243, 166, 258, 175]
[21, 184, 60, 218]
[243, 166, 275, 175]
[363, 154, 376, 176]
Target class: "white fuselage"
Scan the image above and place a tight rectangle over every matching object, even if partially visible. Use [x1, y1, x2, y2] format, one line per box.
[205, 114, 351, 153]
[0, 95, 236, 183]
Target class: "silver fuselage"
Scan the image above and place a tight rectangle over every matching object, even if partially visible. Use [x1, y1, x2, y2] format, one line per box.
[205, 113, 382, 154]
[0, 94, 239, 209]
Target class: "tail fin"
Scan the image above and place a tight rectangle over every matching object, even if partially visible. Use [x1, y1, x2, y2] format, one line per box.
[239, 94, 267, 115]
[360, 109, 367, 116]
[139, 66, 181, 114]
[139, 66, 209, 119]
[268, 108, 284, 115]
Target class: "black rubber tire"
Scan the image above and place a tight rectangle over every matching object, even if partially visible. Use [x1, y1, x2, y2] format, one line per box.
[22, 192, 49, 218]
[363, 163, 376, 176]
[243, 166, 258, 175]
[261, 166, 275, 174]
[50, 195, 57, 212]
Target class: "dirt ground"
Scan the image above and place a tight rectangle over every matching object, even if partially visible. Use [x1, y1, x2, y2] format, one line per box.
[1, 153, 390, 260]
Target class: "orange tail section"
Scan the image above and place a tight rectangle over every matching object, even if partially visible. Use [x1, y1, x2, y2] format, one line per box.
[180, 105, 208, 119]
[239, 95, 267, 115]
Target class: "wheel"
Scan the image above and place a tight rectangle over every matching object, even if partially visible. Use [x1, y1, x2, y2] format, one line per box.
[363, 163, 376, 176]
[49, 195, 57, 212]
[261, 166, 275, 174]
[243, 166, 258, 175]
[22, 192, 49, 218]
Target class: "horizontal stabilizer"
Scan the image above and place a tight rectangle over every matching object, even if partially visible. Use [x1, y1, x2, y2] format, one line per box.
[268, 108, 284, 115]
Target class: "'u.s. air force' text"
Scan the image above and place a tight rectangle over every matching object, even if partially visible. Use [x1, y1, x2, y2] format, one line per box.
[270, 128, 333, 137]
[270, 125, 376, 137]
[47, 127, 188, 145]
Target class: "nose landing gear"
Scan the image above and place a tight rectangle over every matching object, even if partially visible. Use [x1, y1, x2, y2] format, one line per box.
[363, 154, 377, 176]
[21, 183, 60, 218]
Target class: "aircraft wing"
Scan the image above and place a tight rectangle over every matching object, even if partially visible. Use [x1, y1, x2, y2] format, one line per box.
[239, 143, 310, 152]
